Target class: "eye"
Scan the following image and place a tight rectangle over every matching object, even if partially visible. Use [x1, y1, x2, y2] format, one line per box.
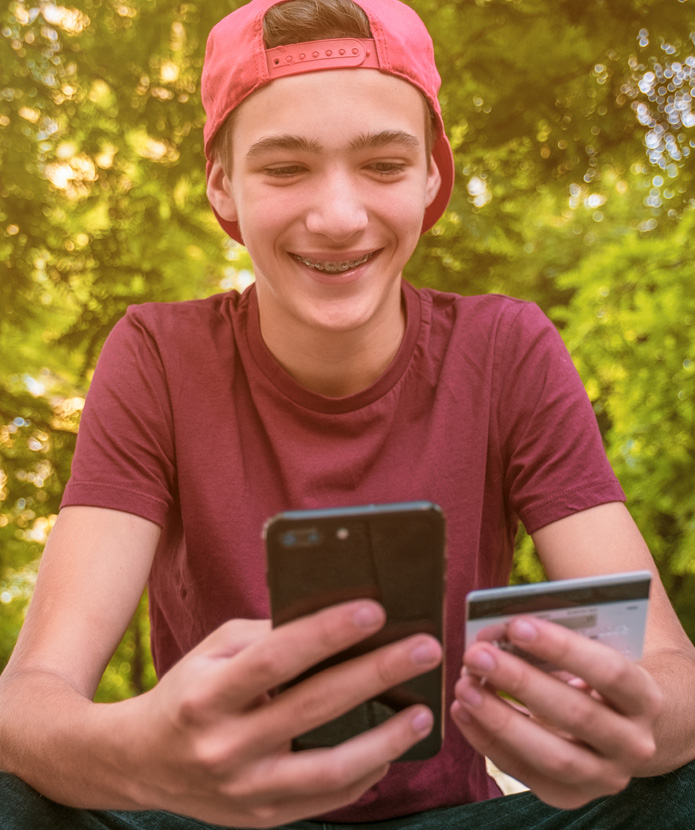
[264, 165, 306, 178]
[367, 161, 408, 177]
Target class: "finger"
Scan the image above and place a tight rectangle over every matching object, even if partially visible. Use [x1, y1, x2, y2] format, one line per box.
[255, 765, 390, 827]
[505, 617, 662, 718]
[245, 633, 442, 752]
[183, 755, 390, 829]
[188, 619, 272, 660]
[207, 601, 389, 708]
[452, 698, 617, 810]
[462, 639, 657, 764]
[451, 675, 632, 806]
[251, 704, 434, 810]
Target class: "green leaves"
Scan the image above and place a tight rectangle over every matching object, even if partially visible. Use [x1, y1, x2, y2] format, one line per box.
[1, 0, 694, 695]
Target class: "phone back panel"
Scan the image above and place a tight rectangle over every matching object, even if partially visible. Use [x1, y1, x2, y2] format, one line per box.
[265, 502, 446, 760]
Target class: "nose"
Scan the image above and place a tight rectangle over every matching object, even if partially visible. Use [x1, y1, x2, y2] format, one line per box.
[304, 168, 368, 241]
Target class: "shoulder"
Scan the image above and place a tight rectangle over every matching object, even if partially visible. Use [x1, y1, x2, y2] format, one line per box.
[102, 290, 249, 363]
[408, 283, 555, 348]
[410, 282, 539, 320]
[121, 290, 244, 335]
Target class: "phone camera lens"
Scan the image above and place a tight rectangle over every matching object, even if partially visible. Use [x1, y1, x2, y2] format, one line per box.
[282, 532, 297, 547]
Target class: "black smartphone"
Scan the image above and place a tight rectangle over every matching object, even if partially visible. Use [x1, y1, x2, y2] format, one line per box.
[264, 501, 446, 761]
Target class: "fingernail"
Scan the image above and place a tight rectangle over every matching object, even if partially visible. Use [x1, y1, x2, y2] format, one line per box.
[410, 640, 441, 665]
[468, 649, 496, 673]
[412, 709, 434, 734]
[510, 618, 537, 641]
[352, 603, 383, 628]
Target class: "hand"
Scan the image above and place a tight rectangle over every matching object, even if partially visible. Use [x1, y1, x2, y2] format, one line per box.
[123, 600, 441, 827]
[451, 616, 663, 809]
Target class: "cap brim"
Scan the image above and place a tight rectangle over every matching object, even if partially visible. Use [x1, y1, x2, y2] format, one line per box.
[423, 131, 454, 235]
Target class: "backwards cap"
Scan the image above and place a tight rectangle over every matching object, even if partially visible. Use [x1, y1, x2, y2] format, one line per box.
[202, 0, 455, 244]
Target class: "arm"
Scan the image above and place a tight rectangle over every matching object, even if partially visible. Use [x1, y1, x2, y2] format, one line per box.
[452, 502, 695, 808]
[533, 500, 695, 775]
[0, 506, 441, 826]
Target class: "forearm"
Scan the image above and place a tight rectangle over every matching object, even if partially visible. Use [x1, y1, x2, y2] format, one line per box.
[0, 667, 145, 810]
[636, 646, 695, 776]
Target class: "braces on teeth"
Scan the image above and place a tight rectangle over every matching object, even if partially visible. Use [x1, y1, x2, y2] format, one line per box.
[294, 253, 373, 273]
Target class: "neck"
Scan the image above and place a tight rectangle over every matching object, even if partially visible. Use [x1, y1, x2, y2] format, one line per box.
[257, 292, 406, 398]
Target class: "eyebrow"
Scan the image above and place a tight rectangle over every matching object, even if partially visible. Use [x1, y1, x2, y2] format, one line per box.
[349, 130, 421, 152]
[245, 135, 322, 159]
[245, 130, 421, 159]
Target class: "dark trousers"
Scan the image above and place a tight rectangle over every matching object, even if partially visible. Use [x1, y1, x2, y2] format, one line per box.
[1, 761, 694, 830]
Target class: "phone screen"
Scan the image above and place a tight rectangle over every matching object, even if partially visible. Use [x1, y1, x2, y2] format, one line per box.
[264, 501, 446, 760]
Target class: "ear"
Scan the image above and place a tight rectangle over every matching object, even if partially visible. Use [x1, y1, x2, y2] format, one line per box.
[207, 157, 238, 222]
[424, 156, 442, 209]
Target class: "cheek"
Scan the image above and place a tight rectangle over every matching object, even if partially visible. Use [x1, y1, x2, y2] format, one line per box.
[237, 176, 429, 248]
[238, 187, 299, 237]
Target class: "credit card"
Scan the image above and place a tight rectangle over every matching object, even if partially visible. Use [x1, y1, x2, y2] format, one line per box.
[465, 571, 651, 671]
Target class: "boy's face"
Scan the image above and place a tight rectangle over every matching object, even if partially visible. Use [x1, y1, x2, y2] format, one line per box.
[208, 69, 441, 339]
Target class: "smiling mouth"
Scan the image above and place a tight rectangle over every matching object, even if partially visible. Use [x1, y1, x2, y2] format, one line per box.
[292, 252, 375, 273]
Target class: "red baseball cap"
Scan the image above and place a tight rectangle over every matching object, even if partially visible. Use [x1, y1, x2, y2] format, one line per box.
[202, 0, 455, 244]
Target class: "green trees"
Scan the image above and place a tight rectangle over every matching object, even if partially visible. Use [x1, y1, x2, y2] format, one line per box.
[1, 0, 694, 698]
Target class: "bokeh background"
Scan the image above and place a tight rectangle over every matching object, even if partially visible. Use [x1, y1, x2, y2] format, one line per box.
[1, 0, 694, 701]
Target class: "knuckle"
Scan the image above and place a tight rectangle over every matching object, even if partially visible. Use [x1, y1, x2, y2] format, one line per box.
[249, 646, 285, 688]
[190, 735, 231, 776]
[313, 610, 348, 652]
[177, 687, 211, 728]
[503, 657, 533, 699]
[374, 652, 403, 689]
[313, 757, 353, 791]
[546, 745, 584, 783]
[646, 682, 664, 719]
[562, 695, 598, 735]
[540, 623, 574, 663]
[601, 658, 632, 688]
[631, 733, 657, 765]
[292, 684, 337, 728]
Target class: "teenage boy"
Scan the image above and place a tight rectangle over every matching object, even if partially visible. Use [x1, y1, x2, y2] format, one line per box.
[1, 0, 694, 828]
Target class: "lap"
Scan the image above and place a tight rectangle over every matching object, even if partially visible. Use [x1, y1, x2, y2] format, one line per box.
[2, 761, 694, 830]
[374, 761, 695, 830]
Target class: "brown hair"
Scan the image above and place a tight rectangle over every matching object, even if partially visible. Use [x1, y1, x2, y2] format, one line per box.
[210, 0, 435, 171]
[264, 0, 371, 45]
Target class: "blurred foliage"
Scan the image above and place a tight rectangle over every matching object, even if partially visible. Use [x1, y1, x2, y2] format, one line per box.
[1, 0, 694, 698]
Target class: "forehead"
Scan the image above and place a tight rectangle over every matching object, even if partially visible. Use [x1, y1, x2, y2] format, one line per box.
[232, 68, 428, 151]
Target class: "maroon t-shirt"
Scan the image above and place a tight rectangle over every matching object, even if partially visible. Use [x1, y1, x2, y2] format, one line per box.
[62, 281, 624, 820]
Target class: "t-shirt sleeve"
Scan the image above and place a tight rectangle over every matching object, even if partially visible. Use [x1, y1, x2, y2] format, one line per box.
[495, 302, 625, 534]
[61, 306, 176, 526]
